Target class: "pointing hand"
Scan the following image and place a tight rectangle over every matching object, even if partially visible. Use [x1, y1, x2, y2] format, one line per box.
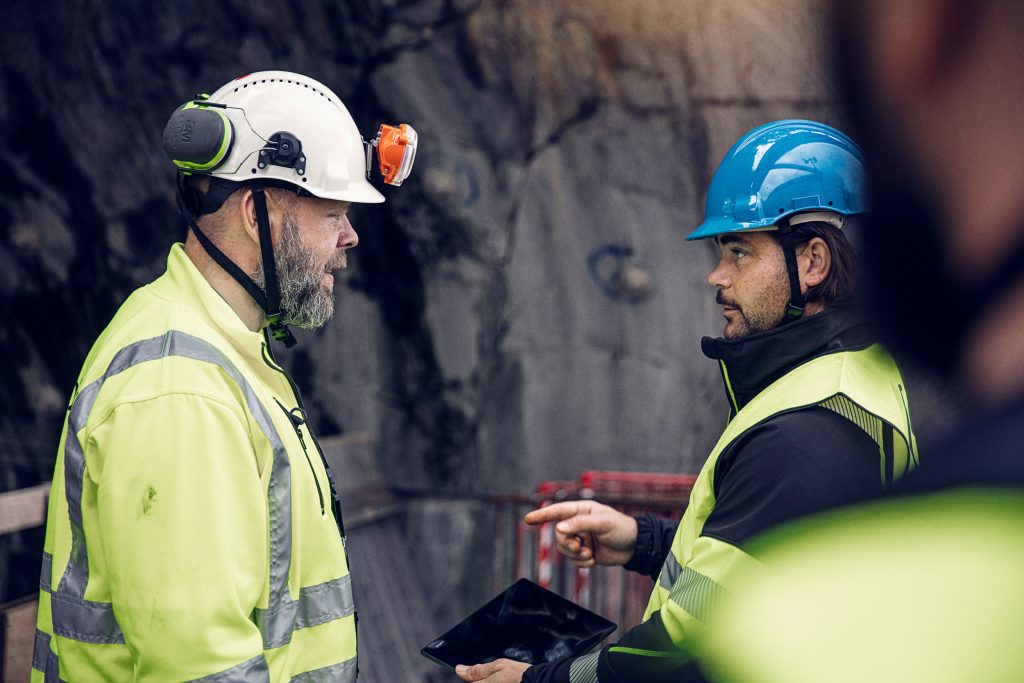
[523, 500, 637, 567]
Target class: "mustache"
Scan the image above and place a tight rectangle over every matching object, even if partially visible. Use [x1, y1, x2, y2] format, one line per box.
[715, 290, 740, 309]
[326, 253, 348, 272]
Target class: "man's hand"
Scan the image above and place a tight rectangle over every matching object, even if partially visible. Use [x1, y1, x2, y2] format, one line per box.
[455, 659, 530, 682]
[523, 500, 638, 567]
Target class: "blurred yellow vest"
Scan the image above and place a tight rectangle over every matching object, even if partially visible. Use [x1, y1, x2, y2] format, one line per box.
[701, 488, 1024, 683]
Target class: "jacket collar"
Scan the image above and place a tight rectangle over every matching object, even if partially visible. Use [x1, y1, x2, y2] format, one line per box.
[701, 306, 873, 415]
[161, 243, 268, 361]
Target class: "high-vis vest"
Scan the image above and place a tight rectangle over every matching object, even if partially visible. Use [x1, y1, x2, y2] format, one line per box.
[701, 489, 1024, 683]
[641, 345, 918, 645]
[33, 245, 357, 682]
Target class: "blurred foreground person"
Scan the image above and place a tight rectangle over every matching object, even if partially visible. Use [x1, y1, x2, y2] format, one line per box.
[32, 71, 416, 681]
[456, 121, 917, 683]
[695, 2, 1024, 682]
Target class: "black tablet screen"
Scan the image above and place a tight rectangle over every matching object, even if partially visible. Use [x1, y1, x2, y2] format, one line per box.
[421, 578, 617, 671]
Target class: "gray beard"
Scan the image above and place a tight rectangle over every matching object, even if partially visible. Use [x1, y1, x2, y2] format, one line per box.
[252, 213, 335, 329]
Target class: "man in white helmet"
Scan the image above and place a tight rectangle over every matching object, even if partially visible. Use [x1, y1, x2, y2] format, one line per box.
[32, 71, 416, 682]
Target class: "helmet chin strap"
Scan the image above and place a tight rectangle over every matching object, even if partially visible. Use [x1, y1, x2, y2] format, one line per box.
[777, 221, 806, 320]
[175, 174, 297, 347]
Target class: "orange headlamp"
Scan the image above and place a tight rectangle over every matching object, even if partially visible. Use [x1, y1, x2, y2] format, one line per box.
[366, 123, 417, 186]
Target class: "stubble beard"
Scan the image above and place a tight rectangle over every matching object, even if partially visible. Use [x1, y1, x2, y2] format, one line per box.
[721, 274, 790, 340]
[253, 213, 338, 330]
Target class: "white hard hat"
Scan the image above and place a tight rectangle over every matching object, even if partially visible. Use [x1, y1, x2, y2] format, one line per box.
[164, 70, 407, 203]
[163, 70, 418, 348]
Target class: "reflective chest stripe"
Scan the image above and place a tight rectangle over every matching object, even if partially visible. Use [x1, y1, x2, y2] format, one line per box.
[46, 330, 352, 649]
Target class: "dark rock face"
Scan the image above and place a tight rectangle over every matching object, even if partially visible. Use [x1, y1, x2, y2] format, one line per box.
[0, 0, 960, 617]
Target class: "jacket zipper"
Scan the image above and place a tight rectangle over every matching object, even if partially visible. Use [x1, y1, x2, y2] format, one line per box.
[274, 398, 325, 515]
[262, 334, 357, 677]
[261, 338, 347, 539]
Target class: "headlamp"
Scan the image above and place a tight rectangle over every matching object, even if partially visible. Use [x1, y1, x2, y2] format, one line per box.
[366, 123, 418, 186]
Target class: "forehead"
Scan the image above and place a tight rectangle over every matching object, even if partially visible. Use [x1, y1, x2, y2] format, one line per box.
[298, 195, 351, 213]
[715, 230, 778, 248]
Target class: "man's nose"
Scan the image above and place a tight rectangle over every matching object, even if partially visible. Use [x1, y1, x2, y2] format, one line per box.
[708, 262, 730, 289]
[338, 216, 358, 249]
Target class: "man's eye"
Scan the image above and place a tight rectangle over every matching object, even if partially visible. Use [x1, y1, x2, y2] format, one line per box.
[731, 248, 746, 258]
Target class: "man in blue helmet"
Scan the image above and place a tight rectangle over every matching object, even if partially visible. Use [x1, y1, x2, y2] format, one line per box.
[686, 2, 1024, 681]
[456, 120, 917, 683]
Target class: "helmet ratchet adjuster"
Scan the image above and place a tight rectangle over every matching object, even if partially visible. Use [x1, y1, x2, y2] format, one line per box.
[258, 131, 306, 176]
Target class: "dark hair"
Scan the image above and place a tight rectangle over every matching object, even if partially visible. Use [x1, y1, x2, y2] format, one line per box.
[774, 220, 858, 307]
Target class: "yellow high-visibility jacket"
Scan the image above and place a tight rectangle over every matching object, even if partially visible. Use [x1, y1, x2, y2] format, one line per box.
[33, 244, 356, 682]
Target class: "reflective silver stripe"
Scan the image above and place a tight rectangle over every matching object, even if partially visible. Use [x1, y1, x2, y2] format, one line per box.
[658, 552, 683, 591]
[290, 657, 357, 683]
[568, 652, 601, 683]
[50, 591, 125, 644]
[32, 629, 50, 671]
[254, 573, 355, 648]
[51, 331, 293, 647]
[156, 332, 293, 619]
[186, 655, 269, 682]
[59, 379, 102, 598]
[40, 551, 52, 592]
[667, 565, 725, 622]
[45, 648, 63, 683]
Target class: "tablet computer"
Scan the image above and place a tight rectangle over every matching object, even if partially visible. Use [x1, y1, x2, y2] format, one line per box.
[421, 578, 617, 672]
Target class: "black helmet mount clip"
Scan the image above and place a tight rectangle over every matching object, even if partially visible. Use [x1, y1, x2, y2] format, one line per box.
[259, 131, 306, 177]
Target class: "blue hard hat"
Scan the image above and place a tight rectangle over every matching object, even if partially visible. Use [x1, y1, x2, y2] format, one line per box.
[687, 120, 866, 241]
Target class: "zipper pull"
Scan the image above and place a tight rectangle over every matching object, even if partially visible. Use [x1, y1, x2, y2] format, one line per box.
[273, 399, 324, 514]
[286, 407, 307, 427]
[288, 408, 310, 449]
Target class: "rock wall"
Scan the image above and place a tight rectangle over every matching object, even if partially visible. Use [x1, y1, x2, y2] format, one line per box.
[0, 0, 960, 614]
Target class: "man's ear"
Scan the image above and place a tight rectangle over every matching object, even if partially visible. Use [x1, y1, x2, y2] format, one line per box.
[800, 237, 832, 290]
[235, 188, 260, 247]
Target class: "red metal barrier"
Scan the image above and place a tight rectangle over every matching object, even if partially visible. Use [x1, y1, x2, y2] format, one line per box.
[492, 471, 696, 635]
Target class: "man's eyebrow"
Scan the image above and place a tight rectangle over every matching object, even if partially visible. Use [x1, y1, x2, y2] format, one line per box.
[717, 235, 745, 246]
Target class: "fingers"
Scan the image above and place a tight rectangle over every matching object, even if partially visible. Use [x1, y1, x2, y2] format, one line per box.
[553, 513, 611, 537]
[523, 501, 591, 525]
[570, 553, 595, 569]
[455, 662, 488, 681]
[454, 660, 504, 681]
[555, 531, 592, 562]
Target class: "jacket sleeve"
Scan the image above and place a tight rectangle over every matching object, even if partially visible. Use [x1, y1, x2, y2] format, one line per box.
[623, 514, 679, 580]
[521, 613, 711, 683]
[90, 393, 269, 680]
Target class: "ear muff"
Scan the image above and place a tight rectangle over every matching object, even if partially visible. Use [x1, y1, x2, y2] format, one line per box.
[162, 101, 235, 172]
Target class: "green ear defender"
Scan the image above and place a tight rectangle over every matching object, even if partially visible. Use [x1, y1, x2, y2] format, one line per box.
[162, 96, 235, 172]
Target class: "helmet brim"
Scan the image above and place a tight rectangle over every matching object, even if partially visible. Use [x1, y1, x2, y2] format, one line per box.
[315, 178, 385, 204]
[686, 219, 778, 241]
